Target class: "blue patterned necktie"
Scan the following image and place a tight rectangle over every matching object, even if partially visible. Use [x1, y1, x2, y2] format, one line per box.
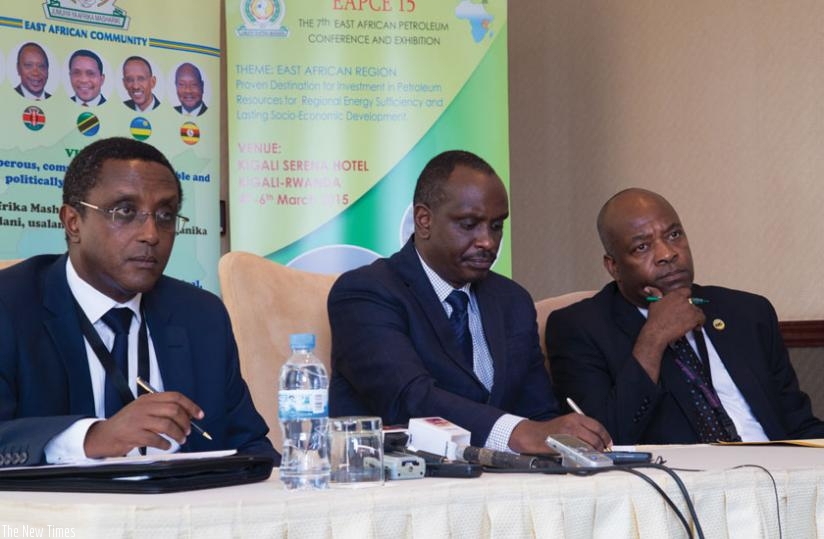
[102, 307, 133, 417]
[445, 290, 473, 368]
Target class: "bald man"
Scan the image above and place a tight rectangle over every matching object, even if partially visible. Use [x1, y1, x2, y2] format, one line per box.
[547, 188, 824, 445]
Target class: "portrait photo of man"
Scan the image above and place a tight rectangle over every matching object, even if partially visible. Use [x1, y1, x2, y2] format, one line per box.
[173, 62, 207, 116]
[69, 49, 106, 107]
[15, 42, 51, 101]
[121, 56, 160, 112]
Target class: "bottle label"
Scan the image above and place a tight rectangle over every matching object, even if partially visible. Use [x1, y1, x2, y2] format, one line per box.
[278, 389, 328, 419]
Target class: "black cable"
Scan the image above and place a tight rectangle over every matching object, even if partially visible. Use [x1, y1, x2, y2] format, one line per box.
[732, 464, 782, 539]
[482, 463, 697, 538]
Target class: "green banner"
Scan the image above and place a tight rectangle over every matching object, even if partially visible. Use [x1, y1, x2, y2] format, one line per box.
[226, 0, 510, 275]
[0, 0, 221, 292]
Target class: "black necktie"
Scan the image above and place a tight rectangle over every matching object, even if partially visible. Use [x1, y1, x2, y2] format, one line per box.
[102, 308, 133, 417]
[445, 290, 473, 367]
[671, 333, 741, 442]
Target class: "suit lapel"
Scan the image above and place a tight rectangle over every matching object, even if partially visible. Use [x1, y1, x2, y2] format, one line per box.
[610, 284, 700, 427]
[42, 254, 96, 416]
[392, 239, 481, 382]
[697, 286, 780, 436]
[142, 284, 195, 399]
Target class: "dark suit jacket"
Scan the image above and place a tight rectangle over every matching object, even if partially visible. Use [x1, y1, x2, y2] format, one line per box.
[174, 103, 207, 116]
[15, 85, 51, 100]
[547, 282, 824, 444]
[329, 237, 559, 447]
[0, 254, 277, 466]
[124, 96, 161, 111]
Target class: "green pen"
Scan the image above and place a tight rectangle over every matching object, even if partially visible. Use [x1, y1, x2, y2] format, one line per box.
[646, 296, 710, 305]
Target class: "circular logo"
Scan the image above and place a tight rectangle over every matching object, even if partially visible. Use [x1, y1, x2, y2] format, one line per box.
[713, 319, 726, 331]
[22, 106, 46, 131]
[129, 117, 152, 140]
[180, 121, 200, 145]
[76, 112, 100, 137]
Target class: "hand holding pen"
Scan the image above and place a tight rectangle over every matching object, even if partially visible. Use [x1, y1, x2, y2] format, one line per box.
[84, 380, 210, 458]
[137, 377, 212, 441]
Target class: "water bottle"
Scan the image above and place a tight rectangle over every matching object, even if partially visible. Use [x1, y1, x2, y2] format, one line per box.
[278, 333, 330, 490]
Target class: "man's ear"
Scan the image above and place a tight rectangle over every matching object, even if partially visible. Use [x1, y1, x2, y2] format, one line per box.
[60, 204, 82, 244]
[413, 203, 432, 240]
[603, 254, 619, 281]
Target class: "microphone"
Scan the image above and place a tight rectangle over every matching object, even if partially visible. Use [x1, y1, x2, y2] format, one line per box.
[455, 445, 558, 469]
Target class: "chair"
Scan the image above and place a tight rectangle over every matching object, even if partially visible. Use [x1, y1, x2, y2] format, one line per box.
[218, 251, 338, 451]
[535, 290, 597, 363]
[0, 259, 22, 271]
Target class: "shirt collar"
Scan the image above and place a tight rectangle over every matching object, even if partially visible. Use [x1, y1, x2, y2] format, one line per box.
[19, 85, 46, 100]
[415, 249, 471, 303]
[65, 257, 142, 324]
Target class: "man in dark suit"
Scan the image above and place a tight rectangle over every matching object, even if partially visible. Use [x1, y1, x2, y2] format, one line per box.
[122, 56, 161, 112]
[14, 42, 51, 100]
[0, 137, 276, 466]
[329, 150, 610, 454]
[548, 188, 824, 445]
[173, 63, 207, 116]
[69, 49, 106, 107]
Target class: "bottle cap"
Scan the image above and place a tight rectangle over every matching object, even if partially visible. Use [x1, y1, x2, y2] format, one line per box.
[289, 333, 316, 350]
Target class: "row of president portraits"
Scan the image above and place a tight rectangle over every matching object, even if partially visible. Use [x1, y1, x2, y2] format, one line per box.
[7, 41, 209, 115]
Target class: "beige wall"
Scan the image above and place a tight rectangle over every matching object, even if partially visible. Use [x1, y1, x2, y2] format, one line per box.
[509, 1, 824, 321]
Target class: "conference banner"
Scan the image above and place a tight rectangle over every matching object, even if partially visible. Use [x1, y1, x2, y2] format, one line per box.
[0, 1, 222, 292]
[226, 0, 510, 275]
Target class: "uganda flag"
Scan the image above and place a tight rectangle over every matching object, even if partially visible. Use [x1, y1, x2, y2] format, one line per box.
[22, 106, 45, 131]
[77, 112, 100, 137]
[130, 117, 152, 140]
[180, 121, 200, 145]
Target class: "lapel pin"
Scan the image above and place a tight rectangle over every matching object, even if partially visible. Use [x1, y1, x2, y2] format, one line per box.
[713, 318, 725, 331]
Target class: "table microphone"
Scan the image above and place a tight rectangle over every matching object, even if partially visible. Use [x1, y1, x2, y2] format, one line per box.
[455, 445, 557, 469]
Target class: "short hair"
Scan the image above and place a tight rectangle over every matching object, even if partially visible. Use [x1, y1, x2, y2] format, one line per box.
[122, 55, 152, 76]
[413, 150, 496, 208]
[175, 62, 203, 86]
[69, 49, 103, 74]
[17, 42, 48, 68]
[63, 137, 180, 209]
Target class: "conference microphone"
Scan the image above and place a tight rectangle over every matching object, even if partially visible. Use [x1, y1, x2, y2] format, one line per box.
[455, 445, 558, 469]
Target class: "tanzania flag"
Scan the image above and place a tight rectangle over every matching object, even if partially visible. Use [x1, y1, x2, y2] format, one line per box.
[76, 112, 100, 137]
[22, 106, 45, 131]
[180, 121, 200, 145]
[129, 117, 152, 140]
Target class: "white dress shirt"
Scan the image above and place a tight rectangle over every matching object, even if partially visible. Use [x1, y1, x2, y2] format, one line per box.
[44, 258, 176, 463]
[638, 307, 769, 442]
[417, 252, 524, 452]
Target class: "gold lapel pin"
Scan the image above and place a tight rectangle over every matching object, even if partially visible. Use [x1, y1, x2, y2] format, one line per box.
[713, 318, 725, 331]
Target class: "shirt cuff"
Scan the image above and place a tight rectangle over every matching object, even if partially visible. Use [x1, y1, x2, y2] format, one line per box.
[484, 414, 525, 453]
[44, 418, 102, 464]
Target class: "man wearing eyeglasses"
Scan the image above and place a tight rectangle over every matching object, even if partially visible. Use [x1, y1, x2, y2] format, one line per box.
[0, 137, 277, 466]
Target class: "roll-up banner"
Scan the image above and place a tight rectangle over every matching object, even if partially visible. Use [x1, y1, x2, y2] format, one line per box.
[0, 1, 221, 292]
[226, 0, 510, 275]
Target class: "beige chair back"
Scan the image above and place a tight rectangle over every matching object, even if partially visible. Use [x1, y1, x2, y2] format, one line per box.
[535, 290, 597, 363]
[218, 251, 338, 451]
[0, 259, 22, 271]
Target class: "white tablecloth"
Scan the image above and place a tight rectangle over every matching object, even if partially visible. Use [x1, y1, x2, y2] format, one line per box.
[0, 445, 822, 538]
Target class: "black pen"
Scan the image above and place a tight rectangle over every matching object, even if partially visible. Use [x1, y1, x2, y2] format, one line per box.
[136, 376, 213, 441]
[645, 296, 709, 305]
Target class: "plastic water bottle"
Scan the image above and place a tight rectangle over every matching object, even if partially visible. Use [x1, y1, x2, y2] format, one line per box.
[278, 333, 330, 490]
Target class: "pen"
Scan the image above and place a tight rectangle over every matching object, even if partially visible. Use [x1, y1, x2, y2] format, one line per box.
[566, 397, 612, 452]
[136, 376, 213, 441]
[566, 397, 585, 416]
[645, 296, 710, 305]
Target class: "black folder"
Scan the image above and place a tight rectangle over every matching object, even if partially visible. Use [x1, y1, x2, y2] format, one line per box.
[0, 454, 274, 494]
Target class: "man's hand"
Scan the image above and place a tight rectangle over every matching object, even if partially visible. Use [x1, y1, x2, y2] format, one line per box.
[83, 392, 204, 458]
[508, 414, 612, 454]
[633, 286, 705, 382]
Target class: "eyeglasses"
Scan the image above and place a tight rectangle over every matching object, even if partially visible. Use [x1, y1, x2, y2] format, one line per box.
[77, 200, 189, 233]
